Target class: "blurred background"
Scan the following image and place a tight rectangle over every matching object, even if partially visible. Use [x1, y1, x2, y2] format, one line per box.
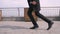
[0, 0, 60, 34]
[0, 0, 60, 21]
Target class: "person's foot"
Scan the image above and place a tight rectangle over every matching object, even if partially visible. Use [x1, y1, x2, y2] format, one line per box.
[30, 26, 39, 29]
[47, 22, 54, 30]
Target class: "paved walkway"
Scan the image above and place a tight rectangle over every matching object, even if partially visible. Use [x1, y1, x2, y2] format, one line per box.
[0, 21, 60, 34]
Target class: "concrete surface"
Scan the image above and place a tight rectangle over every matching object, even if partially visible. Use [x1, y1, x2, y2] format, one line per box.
[0, 21, 60, 34]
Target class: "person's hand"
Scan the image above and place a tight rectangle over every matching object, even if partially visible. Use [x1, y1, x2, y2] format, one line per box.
[30, 1, 37, 5]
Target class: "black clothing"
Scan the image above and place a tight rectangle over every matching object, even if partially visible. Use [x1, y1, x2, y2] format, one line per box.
[27, 0, 54, 30]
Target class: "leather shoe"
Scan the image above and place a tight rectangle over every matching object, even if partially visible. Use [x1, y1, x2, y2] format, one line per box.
[30, 26, 39, 29]
[47, 22, 54, 30]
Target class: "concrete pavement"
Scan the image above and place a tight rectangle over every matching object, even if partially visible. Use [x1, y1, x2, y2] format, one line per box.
[0, 21, 60, 34]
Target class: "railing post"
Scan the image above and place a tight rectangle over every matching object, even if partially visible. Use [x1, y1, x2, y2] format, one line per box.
[0, 10, 2, 21]
[18, 8, 20, 17]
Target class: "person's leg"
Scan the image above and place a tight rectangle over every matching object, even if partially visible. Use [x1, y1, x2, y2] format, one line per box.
[35, 11, 51, 23]
[35, 10, 54, 30]
[27, 8, 39, 29]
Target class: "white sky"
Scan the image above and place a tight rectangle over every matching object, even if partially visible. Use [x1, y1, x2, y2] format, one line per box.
[0, 0, 60, 8]
[0, 0, 29, 8]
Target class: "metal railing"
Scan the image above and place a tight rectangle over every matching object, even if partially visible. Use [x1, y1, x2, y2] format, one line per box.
[0, 7, 60, 17]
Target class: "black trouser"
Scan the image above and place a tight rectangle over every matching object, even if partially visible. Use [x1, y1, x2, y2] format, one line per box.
[27, 8, 52, 26]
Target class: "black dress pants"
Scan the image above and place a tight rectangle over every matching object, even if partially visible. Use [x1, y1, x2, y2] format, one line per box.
[27, 7, 52, 26]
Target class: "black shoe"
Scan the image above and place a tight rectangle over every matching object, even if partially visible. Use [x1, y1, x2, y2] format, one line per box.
[30, 26, 39, 29]
[47, 22, 54, 30]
